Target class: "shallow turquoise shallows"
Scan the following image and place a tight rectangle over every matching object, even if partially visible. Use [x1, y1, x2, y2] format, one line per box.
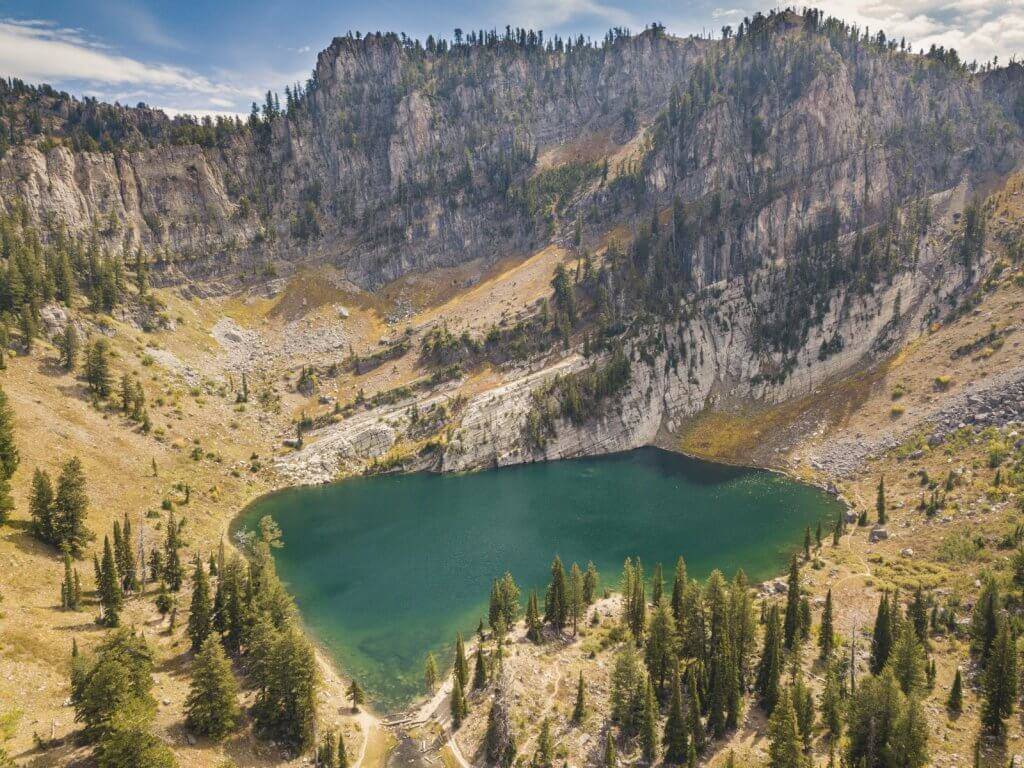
[235, 448, 841, 711]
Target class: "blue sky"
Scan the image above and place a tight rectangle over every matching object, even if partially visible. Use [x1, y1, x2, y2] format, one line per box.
[1, 0, 1022, 116]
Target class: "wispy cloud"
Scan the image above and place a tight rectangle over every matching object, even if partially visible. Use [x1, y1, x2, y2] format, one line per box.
[507, 0, 637, 31]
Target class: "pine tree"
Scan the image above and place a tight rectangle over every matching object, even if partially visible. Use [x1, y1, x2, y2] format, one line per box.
[58, 324, 79, 370]
[185, 635, 240, 740]
[348, 679, 365, 711]
[450, 674, 468, 728]
[651, 562, 664, 605]
[886, 625, 926, 696]
[252, 625, 318, 752]
[947, 668, 963, 713]
[685, 666, 704, 755]
[891, 694, 929, 768]
[568, 562, 585, 634]
[453, 632, 468, 689]
[876, 476, 887, 524]
[670, 556, 687, 625]
[119, 513, 137, 591]
[644, 598, 675, 696]
[54, 457, 90, 556]
[583, 561, 599, 605]
[981, 614, 1017, 735]
[317, 733, 337, 768]
[535, 718, 554, 768]
[61, 549, 81, 609]
[663, 668, 688, 764]
[544, 556, 568, 631]
[602, 729, 616, 768]
[0, 474, 11, 526]
[473, 645, 488, 690]
[908, 586, 928, 644]
[757, 604, 784, 713]
[803, 527, 811, 561]
[638, 677, 658, 763]
[486, 678, 516, 768]
[793, 669, 814, 749]
[98, 535, 122, 627]
[767, 688, 802, 768]
[819, 588, 834, 660]
[971, 576, 1000, 662]
[338, 730, 349, 768]
[187, 556, 213, 652]
[820, 662, 842, 737]
[84, 337, 112, 397]
[870, 592, 894, 674]
[425, 652, 439, 693]
[783, 556, 801, 650]
[0, 387, 17, 482]
[526, 591, 543, 643]
[798, 597, 812, 642]
[572, 671, 586, 724]
[163, 510, 183, 591]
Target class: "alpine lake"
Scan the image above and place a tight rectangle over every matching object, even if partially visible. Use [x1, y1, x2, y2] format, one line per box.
[234, 447, 842, 712]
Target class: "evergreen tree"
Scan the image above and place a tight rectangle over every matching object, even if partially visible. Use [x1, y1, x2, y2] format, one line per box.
[583, 561, 599, 605]
[876, 476, 887, 524]
[638, 677, 658, 763]
[84, 337, 112, 397]
[870, 592, 894, 674]
[971, 576, 1000, 662]
[651, 562, 664, 605]
[886, 625, 926, 696]
[348, 679, 365, 711]
[891, 694, 929, 768]
[51, 457, 90, 555]
[783, 557, 801, 650]
[0, 473, 12, 526]
[453, 632, 468, 689]
[756, 604, 784, 713]
[663, 668, 688, 764]
[685, 666, 704, 755]
[568, 562, 585, 634]
[908, 586, 928, 644]
[187, 556, 213, 652]
[846, 670, 905, 768]
[534, 718, 554, 768]
[317, 733, 337, 768]
[162, 510, 183, 591]
[798, 597, 812, 642]
[58, 323, 79, 370]
[61, 549, 80, 609]
[252, 625, 318, 752]
[947, 668, 963, 713]
[473, 645, 488, 690]
[981, 614, 1017, 735]
[544, 556, 568, 631]
[819, 588, 834, 660]
[485, 678, 516, 768]
[0, 387, 16, 482]
[425, 652, 439, 693]
[572, 671, 586, 724]
[602, 729, 616, 768]
[119, 513, 137, 591]
[338, 730, 349, 768]
[793, 669, 814, 749]
[670, 556, 687, 625]
[450, 674, 468, 728]
[803, 527, 811, 561]
[767, 688, 802, 768]
[98, 535, 122, 627]
[820, 662, 842, 737]
[526, 591, 543, 642]
[644, 598, 675, 696]
[185, 636, 240, 740]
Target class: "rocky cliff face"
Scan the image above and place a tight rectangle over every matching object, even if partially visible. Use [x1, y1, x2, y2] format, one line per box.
[7, 12, 1017, 295]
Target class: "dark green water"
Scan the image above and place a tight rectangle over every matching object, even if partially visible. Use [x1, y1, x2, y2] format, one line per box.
[236, 448, 840, 711]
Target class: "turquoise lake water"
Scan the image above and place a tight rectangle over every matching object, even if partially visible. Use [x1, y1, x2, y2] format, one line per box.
[235, 448, 841, 711]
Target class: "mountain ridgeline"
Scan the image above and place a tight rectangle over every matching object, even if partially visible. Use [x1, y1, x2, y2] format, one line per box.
[2, 8, 1022, 295]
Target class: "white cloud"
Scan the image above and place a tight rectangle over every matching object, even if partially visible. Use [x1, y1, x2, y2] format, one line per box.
[507, 0, 637, 31]
[810, 0, 1024, 64]
[0, 18, 222, 92]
